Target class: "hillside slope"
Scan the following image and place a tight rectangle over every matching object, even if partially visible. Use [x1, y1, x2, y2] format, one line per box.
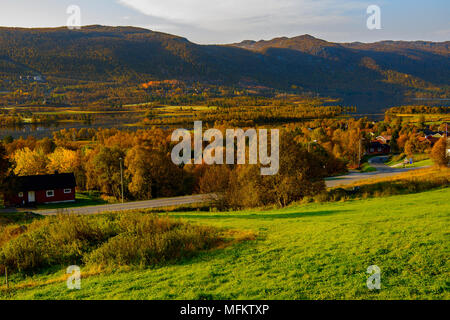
[1, 26, 449, 111]
[2, 188, 448, 300]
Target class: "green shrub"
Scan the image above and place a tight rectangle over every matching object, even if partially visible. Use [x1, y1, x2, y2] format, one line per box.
[0, 215, 117, 273]
[0, 213, 222, 274]
[85, 223, 220, 267]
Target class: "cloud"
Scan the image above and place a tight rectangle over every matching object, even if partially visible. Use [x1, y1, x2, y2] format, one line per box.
[117, 0, 368, 32]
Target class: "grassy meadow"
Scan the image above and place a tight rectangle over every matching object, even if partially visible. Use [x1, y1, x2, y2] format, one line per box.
[0, 187, 448, 300]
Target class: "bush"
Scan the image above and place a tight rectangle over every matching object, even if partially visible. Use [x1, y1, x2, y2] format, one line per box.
[86, 222, 220, 267]
[0, 213, 222, 274]
[0, 215, 117, 273]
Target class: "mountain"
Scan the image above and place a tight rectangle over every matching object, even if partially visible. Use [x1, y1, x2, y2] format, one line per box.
[232, 34, 450, 86]
[0, 26, 449, 112]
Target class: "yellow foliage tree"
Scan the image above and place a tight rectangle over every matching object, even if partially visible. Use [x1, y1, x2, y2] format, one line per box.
[47, 148, 79, 173]
[13, 147, 48, 176]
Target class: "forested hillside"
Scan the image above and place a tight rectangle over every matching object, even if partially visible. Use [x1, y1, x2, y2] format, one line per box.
[0, 26, 449, 112]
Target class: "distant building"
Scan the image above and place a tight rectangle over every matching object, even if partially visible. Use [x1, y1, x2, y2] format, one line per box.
[376, 135, 392, 144]
[420, 129, 448, 139]
[367, 141, 391, 155]
[4, 173, 76, 206]
[418, 136, 440, 146]
[447, 137, 450, 158]
[19, 74, 46, 82]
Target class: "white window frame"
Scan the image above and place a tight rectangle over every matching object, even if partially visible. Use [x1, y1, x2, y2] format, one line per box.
[64, 188, 72, 194]
[46, 190, 55, 197]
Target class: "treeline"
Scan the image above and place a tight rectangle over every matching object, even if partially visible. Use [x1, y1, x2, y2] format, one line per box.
[0, 115, 23, 126]
[142, 104, 347, 127]
[386, 106, 449, 114]
[0, 126, 347, 208]
[0, 111, 95, 128]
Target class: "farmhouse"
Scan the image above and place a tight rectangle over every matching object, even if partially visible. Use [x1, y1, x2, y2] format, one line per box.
[376, 135, 392, 144]
[367, 141, 391, 155]
[4, 173, 76, 206]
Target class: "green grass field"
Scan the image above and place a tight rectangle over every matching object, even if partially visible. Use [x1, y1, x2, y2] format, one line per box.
[385, 153, 433, 168]
[403, 159, 434, 168]
[1, 188, 449, 300]
[360, 163, 377, 172]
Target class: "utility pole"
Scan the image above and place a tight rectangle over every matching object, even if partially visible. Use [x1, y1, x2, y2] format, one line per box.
[446, 123, 449, 167]
[358, 139, 361, 168]
[357, 136, 363, 169]
[119, 157, 124, 204]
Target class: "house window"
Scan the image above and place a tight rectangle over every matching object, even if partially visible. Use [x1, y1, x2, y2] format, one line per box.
[46, 190, 55, 197]
[64, 188, 72, 194]
[18, 192, 23, 198]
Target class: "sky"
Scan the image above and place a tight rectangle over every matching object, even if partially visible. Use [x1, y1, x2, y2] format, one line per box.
[0, 0, 449, 44]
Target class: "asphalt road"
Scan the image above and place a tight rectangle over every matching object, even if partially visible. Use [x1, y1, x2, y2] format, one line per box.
[325, 156, 428, 188]
[34, 194, 219, 216]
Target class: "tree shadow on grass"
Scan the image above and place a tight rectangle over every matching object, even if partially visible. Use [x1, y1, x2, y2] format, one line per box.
[171, 209, 350, 220]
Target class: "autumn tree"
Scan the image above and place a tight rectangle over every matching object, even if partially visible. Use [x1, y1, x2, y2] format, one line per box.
[13, 147, 48, 176]
[431, 137, 449, 167]
[404, 136, 424, 157]
[225, 133, 326, 208]
[36, 137, 56, 155]
[91, 146, 126, 198]
[198, 165, 231, 194]
[0, 143, 11, 188]
[47, 148, 79, 173]
[125, 146, 184, 200]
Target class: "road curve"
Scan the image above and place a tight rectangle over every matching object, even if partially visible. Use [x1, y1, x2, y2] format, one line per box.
[325, 156, 429, 188]
[35, 194, 219, 216]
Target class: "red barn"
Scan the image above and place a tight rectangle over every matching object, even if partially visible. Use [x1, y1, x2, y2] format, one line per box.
[4, 173, 76, 206]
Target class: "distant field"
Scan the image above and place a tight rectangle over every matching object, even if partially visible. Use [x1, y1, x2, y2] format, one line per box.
[393, 113, 450, 124]
[1, 187, 448, 300]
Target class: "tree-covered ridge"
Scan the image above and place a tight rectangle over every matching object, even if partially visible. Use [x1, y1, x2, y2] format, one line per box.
[0, 26, 449, 113]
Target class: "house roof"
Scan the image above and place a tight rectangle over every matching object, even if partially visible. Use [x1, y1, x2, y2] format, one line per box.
[369, 141, 390, 148]
[11, 173, 76, 191]
[376, 135, 392, 141]
[422, 129, 448, 137]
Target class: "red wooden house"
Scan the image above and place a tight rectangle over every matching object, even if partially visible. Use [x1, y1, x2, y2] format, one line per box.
[4, 173, 76, 206]
[367, 141, 391, 155]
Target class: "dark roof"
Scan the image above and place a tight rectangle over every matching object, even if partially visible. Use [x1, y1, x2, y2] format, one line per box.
[11, 173, 76, 191]
[421, 129, 448, 136]
[369, 141, 387, 147]
[368, 141, 391, 150]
